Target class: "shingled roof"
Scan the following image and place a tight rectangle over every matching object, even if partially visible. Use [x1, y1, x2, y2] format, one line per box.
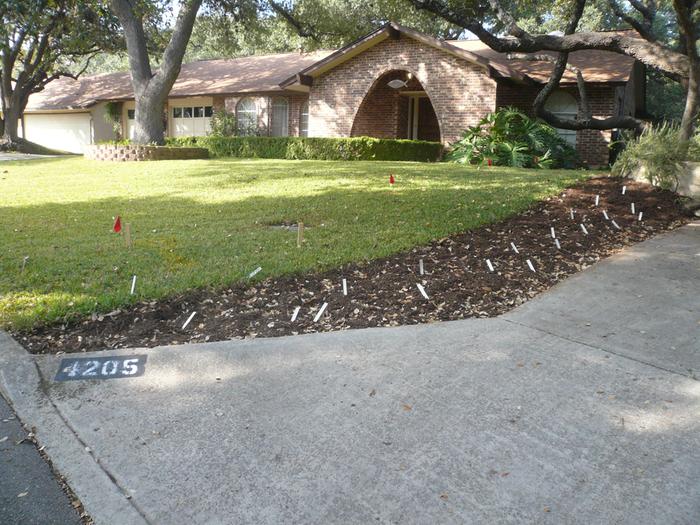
[26, 24, 637, 112]
[448, 36, 637, 84]
[26, 50, 332, 111]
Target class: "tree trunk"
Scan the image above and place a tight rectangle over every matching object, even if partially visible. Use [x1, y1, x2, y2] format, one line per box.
[133, 88, 167, 145]
[678, 42, 699, 141]
[0, 104, 21, 143]
[110, 0, 202, 145]
[679, 70, 699, 141]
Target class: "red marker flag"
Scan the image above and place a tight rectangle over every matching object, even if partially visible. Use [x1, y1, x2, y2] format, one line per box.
[487, 158, 493, 167]
[389, 174, 395, 185]
[113, 216, 122, 233]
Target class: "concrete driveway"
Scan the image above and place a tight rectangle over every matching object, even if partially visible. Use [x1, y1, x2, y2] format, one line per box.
[1, 223, 698, 524]
[0, 152, 63, 161]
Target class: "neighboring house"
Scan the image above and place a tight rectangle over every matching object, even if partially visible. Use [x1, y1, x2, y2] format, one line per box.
[23, 22, 644, 166]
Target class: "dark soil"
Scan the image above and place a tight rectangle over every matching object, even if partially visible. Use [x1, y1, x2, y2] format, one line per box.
[16, 176, 690, 355]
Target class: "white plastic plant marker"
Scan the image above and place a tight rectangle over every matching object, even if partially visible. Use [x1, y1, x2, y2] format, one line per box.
[602, 210, 609, 220]
[638, 211, 643, 221]
[622, 185, 627, 195]
[342, 278, 348, 296]
[130, 275, 137, 295]
[290, 306, 300, 322]
[526, 259, 536, 272]
[182, 311, 196, 330]
[631, 203, 635, 214]
[419, 259, 424, 276]
[550, 226, 556, 239]
[595, 195, 600, 206]
[21, 255, 29, 272]
[248, 266, 262, 278]
[612, 220, 621, 230]
[554, 238, 561, 250]
[580, 224, 589, 235]
[313, 302, 328, 322]
[510, 242, 519, 254]
[570, 209, 575, 220]
[486, 259, 494, 272]
[416, 283, 430, 300]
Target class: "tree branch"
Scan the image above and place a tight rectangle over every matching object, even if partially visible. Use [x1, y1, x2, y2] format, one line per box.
[607, 0, 655, 42]
[408, 0, 689, 79]
[268, 0, 320, 42]
[110, 0, 154, 90]
[507, 53, 592, 117]
[156, 0, 203, 89]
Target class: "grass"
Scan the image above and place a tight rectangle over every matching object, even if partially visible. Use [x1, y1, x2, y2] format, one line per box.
[0, 157, 585, 330]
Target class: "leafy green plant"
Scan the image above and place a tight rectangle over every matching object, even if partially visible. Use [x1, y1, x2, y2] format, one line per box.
[208, 109, 237, 137]
[167, 136, 444, 162]
[446, 107, 578, 169]
[103, 101, 123, 141]
[612, 124, 700, 190]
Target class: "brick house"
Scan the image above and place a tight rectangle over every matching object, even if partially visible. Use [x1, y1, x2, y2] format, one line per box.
[24, 22, 644, 166]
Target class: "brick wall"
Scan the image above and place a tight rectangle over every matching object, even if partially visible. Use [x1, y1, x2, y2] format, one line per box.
[309, 36, 498, 143]
[349, 73, 440, 142]
[351, 70, 405, 138]
[84, 144, 208, 162]
[496, 82, 618, 167]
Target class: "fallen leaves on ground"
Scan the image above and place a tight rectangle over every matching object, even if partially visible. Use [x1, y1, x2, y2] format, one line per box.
[17, 177, 689, 354]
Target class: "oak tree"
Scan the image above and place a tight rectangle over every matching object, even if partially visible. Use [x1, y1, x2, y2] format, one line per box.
[0, 0, 119, 151]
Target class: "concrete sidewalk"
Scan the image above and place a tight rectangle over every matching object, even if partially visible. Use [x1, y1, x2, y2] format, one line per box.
[1, 223, 698, 524]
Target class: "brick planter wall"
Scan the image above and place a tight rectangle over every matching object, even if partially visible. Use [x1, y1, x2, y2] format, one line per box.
[85, 144, 209, 162]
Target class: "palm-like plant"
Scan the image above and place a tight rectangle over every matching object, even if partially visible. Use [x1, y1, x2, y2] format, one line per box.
[446, 107, 579, 169]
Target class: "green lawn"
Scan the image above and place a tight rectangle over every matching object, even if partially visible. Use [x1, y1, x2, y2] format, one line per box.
[0, 157, 585, 330]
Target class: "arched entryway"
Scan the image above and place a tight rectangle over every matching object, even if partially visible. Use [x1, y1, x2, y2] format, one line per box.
[350, 70, 442, 142]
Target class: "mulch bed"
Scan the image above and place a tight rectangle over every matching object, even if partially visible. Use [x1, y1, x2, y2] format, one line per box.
[16, 176, 690, 355]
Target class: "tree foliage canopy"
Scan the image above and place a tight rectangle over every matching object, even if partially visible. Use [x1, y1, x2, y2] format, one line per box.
[0, 0, 120, 147]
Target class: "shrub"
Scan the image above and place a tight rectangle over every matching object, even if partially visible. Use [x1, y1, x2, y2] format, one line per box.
[612, 124, 700, 190]
[208, 109, 238, 137]
[166, 135, 444, 162]
[446, 107, 579, 169]
[103, 101, 123, 141]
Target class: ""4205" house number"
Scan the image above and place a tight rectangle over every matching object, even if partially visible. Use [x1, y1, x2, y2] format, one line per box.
[54, 355, 148, 382]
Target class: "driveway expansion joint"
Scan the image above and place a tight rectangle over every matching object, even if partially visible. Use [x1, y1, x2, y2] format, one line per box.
[501, 318, 698, 381]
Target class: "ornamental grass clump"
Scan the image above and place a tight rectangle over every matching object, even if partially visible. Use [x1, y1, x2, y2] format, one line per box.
[612, 124, 700, 190]
[446, 107, 579, 169]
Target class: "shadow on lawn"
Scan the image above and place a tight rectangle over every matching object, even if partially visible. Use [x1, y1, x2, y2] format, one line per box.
[0, 174, 578, 329]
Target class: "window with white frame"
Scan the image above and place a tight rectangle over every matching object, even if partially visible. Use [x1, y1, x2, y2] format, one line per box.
[270, 97, 289, 137]
[299, 101, 309, 137]
[236, 97, 257, 135]
[544, 91, 578, 146]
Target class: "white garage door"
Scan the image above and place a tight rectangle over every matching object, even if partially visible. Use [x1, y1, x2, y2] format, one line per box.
[23, 113, 92, 154]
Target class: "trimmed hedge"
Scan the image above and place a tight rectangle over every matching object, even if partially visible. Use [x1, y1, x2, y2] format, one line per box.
[165, 136, 444, 162]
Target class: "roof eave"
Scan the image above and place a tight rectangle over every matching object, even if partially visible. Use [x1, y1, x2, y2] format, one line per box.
[280, 21, 533, 90]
